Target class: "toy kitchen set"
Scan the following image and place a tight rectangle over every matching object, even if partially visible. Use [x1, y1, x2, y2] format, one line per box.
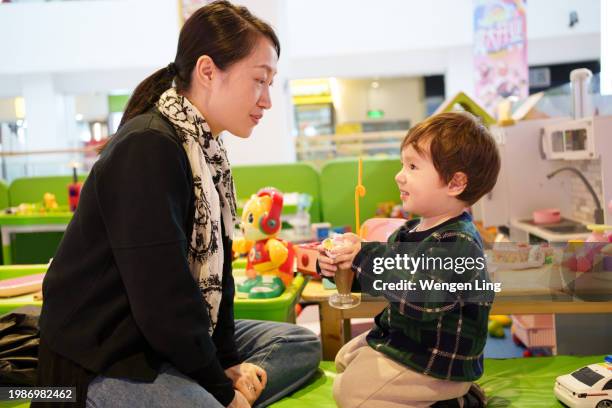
[478, 114, 612, 243]
[474, 69, 612, 355]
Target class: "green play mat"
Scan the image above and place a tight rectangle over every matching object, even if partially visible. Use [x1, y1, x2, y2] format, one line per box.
[0, 356, 606, 407]
[271, 355, 607, 407]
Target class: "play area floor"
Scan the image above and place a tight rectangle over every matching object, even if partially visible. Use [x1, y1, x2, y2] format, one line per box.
[0, 355, 604, 407]
[271, 355, 607, 407]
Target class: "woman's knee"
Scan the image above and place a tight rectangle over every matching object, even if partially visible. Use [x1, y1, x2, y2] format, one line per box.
[87, 365, 224, 408]
[268, 322, 320, 348]
[265, 323, 321, 375]
[278, 324, 321, 368]
[294, 326, 321, 361]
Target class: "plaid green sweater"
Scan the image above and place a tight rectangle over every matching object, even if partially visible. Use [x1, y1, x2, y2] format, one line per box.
[352, 212, 493, 382]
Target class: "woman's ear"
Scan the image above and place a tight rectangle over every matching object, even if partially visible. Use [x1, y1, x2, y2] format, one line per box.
[447, 172, 468, 197]
[193, 55, 216, 90]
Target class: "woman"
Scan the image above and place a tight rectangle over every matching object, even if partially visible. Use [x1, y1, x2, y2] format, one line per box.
[34, 2, 321, 407]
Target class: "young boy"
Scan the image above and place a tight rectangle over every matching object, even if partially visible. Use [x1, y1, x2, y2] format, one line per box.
[318, 112, 501, 408]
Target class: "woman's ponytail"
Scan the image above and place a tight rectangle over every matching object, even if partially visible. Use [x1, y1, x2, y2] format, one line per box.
[118, 65, 176, 129]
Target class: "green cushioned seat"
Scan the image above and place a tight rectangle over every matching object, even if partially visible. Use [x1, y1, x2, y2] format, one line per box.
[8, 176, 87, 207]
[232, 163, 322, 223]
[0, 180, 9, 214]
[2, 175, 87, 265]
[320, 157, 401, 229]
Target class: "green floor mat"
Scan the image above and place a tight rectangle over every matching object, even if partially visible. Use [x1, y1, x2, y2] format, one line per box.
[0, 401, 29, 408]
[271, 361, 337, 407]
[0, 356, 604, 407]
[270, 356, 607, 407]
[480, 355, 607, 408]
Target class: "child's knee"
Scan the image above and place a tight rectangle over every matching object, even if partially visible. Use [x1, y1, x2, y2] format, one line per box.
[334, 332, 369, 373]
[333, 373, 357, 408]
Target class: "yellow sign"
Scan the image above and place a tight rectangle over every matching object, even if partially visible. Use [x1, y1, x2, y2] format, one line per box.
[290, 78, 333, 105]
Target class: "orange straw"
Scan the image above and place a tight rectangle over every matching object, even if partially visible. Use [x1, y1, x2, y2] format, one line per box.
[355, 158, 367, 236]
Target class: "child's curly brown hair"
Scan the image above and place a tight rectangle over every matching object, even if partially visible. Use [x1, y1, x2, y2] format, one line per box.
[401, 111, 501, 205]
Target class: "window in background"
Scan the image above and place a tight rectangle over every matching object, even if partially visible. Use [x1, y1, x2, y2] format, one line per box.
[0, 97, 27, 181]
[292, 76, 426, 164]
[424, 75, 445, 116]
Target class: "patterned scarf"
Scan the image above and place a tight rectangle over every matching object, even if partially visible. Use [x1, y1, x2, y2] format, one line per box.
[156, 88, 237, 334]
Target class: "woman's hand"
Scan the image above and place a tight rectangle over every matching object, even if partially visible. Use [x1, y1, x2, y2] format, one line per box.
[227, 390, 251, 408]
[225, 363, 267, 405]
[328, 233, 362, 270]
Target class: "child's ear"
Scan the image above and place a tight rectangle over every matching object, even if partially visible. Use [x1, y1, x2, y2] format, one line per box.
[447, 172, 468, 197]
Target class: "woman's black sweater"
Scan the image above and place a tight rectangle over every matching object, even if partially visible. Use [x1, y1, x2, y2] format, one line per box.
[34, 111, 239, 407]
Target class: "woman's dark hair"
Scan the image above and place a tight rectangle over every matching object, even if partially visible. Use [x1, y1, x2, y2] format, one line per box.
[116, 0, 280, 131]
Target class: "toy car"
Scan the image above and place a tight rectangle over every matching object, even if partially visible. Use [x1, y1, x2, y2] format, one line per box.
[554, 359, 612, 408]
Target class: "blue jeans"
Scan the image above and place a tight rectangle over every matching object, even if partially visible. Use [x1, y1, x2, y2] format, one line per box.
[86, 320, 321, 408]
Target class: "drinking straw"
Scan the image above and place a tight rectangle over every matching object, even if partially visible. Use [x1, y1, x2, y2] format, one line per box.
[355, 158, 367, 235]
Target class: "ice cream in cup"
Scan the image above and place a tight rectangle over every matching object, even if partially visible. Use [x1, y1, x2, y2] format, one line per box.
[324, 234, 360, 309]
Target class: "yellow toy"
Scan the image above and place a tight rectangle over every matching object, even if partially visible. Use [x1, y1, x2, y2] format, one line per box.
[43, 193, 58, 210]
[488, 315, 512, 338]
[232, 188, 295, 299]
[490, 315, 512, 327]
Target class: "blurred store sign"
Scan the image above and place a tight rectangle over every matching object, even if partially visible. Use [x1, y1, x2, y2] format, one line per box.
[367, 110, 384, 119]
[291, 79, 335, 137]
[290, 79, 333, 105]
[473, 0, 528, 115]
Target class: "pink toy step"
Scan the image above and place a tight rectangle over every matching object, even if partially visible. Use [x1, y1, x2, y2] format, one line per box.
[0, 273, 45, 298]
[512, 314, 556, 349]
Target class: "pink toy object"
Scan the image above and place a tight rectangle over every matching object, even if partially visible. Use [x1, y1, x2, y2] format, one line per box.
[511, 314, 556, 355]
[532, 208, 561, 225]
[0, 273, 45, 297]
[359, 218, 408, 241]
[294, 242, 320, 278]
[585, 224, 612, 243]
[562, 241, 606, 273]
[603, 244, 612, 271]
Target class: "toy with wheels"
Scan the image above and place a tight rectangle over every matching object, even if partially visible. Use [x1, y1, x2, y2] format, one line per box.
[554, 356, 612, 408]
[232, 188, 295, 299]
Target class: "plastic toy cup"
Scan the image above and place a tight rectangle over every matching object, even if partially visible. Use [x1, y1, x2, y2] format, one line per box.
[329, 267, 361, 309]
[323, 236, 361, 309]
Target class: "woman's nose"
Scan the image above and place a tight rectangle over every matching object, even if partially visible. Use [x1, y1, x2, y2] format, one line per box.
[258, 86, 272, 110]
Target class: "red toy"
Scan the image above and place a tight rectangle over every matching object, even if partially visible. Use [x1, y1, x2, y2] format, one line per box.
[233, 188, 295, 299]
[68, 166, 82, 212]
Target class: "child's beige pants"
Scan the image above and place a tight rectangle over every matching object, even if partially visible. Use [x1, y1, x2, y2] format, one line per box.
[333, 332, 472, 408]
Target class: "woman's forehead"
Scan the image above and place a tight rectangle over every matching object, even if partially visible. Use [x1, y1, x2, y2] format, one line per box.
[246, 38, 278, 71]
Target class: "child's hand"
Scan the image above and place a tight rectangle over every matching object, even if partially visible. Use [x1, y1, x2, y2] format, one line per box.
[316, 244, 338, 277]
[330, 233, 362, 270]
